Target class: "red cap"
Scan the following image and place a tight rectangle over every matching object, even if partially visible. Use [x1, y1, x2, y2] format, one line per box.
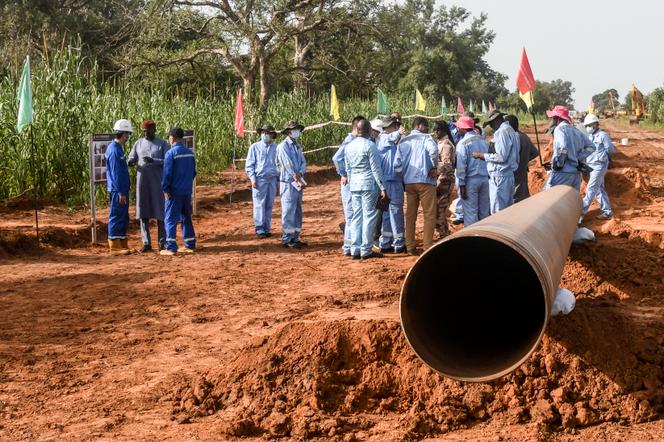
[545, 106, 571, 123]
[455, 116, 476, 130]
[141, 120, 156, 129]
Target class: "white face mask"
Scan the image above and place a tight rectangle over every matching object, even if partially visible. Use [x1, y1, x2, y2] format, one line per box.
[586, 126, 595, 135]
[260, 133, 272, 143]
[290, 129, 301, 140]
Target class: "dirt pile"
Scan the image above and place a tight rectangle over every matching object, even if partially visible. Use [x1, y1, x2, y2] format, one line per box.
[0, 226, 92, 257]
[168, 314, 664, 440]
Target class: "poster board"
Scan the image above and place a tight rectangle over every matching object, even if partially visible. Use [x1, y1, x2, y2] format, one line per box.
[89, 134, 114, 244]
[183, 130, 197, 215]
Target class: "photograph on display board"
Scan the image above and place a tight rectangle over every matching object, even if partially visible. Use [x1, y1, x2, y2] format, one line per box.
[89, 134, 114, 184]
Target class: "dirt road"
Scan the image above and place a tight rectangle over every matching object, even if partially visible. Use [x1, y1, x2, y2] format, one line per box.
[0, 120, 663, 441]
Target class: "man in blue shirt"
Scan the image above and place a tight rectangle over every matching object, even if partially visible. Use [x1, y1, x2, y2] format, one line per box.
[454, 116, 490, 226]
[377, 116, 406, 253]
[106, 119, 133, 256]
[581, 114, 614, 220]
[332, 115, 364, 255]
[160, 127, 197, 256]
[344, 119, 387, 259]
[276, 120, 307, 249]
[394, 117, 439, 255]
[544, 106, 595, 190]
[246, 124, 279, 239]
[473, 109, 520, 214]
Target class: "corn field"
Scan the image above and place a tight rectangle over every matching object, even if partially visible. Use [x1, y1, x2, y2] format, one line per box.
[0, 44, 531, 206]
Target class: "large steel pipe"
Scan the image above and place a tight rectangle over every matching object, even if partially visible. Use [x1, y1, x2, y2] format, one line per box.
[400, 186, 582, 382]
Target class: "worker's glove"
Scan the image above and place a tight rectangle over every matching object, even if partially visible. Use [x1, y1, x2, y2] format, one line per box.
[576, 162, 593, 175]
[541, 162, 552, 171]
[142, 156, 154, 164]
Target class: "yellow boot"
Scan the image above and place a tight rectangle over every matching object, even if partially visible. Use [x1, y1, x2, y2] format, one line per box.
[108, 239, 130, 256]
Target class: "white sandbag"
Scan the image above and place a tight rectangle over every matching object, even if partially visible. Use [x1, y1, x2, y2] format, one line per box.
[449, 197, 459, 215]
[572, 227, 595, 244]
[551, 288, 576, 316]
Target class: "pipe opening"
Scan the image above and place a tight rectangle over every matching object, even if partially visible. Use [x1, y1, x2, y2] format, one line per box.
[401, 236, 546, 381]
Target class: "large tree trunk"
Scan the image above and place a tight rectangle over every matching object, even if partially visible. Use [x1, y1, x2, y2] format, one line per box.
[293, 34, 312, 93]
[259, 56, 270, 110]
[241, 72, 255, 103]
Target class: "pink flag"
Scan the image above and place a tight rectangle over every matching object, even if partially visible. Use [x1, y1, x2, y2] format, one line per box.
[234, 89, 245, 138]
[457, 97, 465, 115]
[488, 101, 495, 112]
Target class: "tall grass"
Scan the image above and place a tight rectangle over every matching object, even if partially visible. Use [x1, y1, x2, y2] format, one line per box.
[0, 44, 526, 206]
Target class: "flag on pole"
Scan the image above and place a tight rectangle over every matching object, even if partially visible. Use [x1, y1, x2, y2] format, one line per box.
[441, 97, 447, 115]
[588, 98, 595, 115]
[469, 100, 476, 113]
[377, 88, 388, 114]
[489, 102, 495, 112]
[330, 85, 340, 121]
[482, 100, 488, 114]
[234, 89, 244, 137]
[516, 48, 536, 110]
[415, 89, 427, 112]
[17, 55, 33, 133]
[457, 97, 465, 115]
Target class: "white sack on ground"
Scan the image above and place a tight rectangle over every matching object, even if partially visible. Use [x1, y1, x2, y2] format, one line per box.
[573, 227, 595, 244]
[552, 288, 576, 316]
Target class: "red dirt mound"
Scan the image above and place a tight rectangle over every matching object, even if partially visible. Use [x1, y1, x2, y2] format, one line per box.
[167, 314, 664, 440]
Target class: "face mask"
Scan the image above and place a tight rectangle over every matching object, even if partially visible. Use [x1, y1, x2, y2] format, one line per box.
[586, 126, 595, 135]
[290, 129, 301, 140]
[260, 133, 272, 143]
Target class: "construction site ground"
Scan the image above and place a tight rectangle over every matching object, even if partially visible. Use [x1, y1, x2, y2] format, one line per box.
[0, 120, 663, 441]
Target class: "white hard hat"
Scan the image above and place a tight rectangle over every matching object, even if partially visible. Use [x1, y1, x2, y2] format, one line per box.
[113, 119, 134, 133]
[370, 118, 384, 134]
[583, 114, 599, 126]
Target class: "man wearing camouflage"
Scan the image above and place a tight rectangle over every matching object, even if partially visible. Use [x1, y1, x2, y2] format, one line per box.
[433, 121, 456, 237]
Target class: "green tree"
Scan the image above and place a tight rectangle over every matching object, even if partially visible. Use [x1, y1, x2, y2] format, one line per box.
[591, 89, 619, 113]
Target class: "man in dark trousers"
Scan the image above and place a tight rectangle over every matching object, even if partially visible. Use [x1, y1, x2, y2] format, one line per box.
[504, 115, 539, 203]
[160, 127, 197, 256]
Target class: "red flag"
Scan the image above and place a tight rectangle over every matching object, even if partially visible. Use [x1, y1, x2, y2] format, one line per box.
[457, 97, 465, 115]
[234, 89, 245, 137]
[516, 48, 536, 109]
[489, 102, 495, 112]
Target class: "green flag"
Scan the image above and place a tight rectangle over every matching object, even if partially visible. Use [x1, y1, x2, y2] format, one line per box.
[17, 56, 33, 133]
[441, 97, 447, 115]
[377, 88, 388, 114]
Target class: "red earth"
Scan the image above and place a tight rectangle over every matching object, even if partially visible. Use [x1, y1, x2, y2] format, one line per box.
[0, 120, 663, 441]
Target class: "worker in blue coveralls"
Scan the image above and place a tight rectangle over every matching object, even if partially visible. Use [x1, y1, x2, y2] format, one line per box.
[332, 115, 365, 255]
[246, 124, 279, 239]
[581, 114, 614, 221]
[106, 118, 133, 256]
[454, 116, 490, 226]
[472, 109, 520, 214]
[344, 119, 388, 260]
[160, 127, 196, 256]
[276, 120, 308, 249]
[377, 115, 406, 253]
[544, 105, 595, 191]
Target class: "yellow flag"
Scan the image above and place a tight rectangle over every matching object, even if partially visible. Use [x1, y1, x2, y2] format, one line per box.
[330, 85, 340, 121]
[519, 90, 534, 110]
[415, 89, 427, 112]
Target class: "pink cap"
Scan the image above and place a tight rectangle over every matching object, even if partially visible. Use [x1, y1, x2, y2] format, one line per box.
[455, 116, 476, 130]
[546, 105, 571, 123]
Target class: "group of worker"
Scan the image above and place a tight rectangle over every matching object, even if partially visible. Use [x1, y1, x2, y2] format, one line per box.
[105, 119, 197, 256]
[245, 105, 614, 258]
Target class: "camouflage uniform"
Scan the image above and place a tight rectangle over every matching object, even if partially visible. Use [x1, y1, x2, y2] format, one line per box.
[436, 138, 456, 236]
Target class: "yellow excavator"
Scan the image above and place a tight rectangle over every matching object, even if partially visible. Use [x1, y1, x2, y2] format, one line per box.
[629, 84, 645, 124]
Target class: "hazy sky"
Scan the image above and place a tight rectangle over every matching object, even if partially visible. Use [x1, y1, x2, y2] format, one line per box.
[449, 0, 661, 109]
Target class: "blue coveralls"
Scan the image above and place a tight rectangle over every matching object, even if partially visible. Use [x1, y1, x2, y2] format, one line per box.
[545, 121, 595, 190]
[582, 129, 614, 217]
[485, 121, 520, 214]
[344, 137, 386, 257]
[105, 140, 130, 240]
[246, 140, 279, 235]
[377, 131, 405, 250]
[161, 142, 196, 252]
[332, 133, 356, 253]
[276, 137, 307, 244]
[455, 132, 490, 226]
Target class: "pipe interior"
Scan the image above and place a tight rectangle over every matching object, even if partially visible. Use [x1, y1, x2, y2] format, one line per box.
[401, 236, 546, 380]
